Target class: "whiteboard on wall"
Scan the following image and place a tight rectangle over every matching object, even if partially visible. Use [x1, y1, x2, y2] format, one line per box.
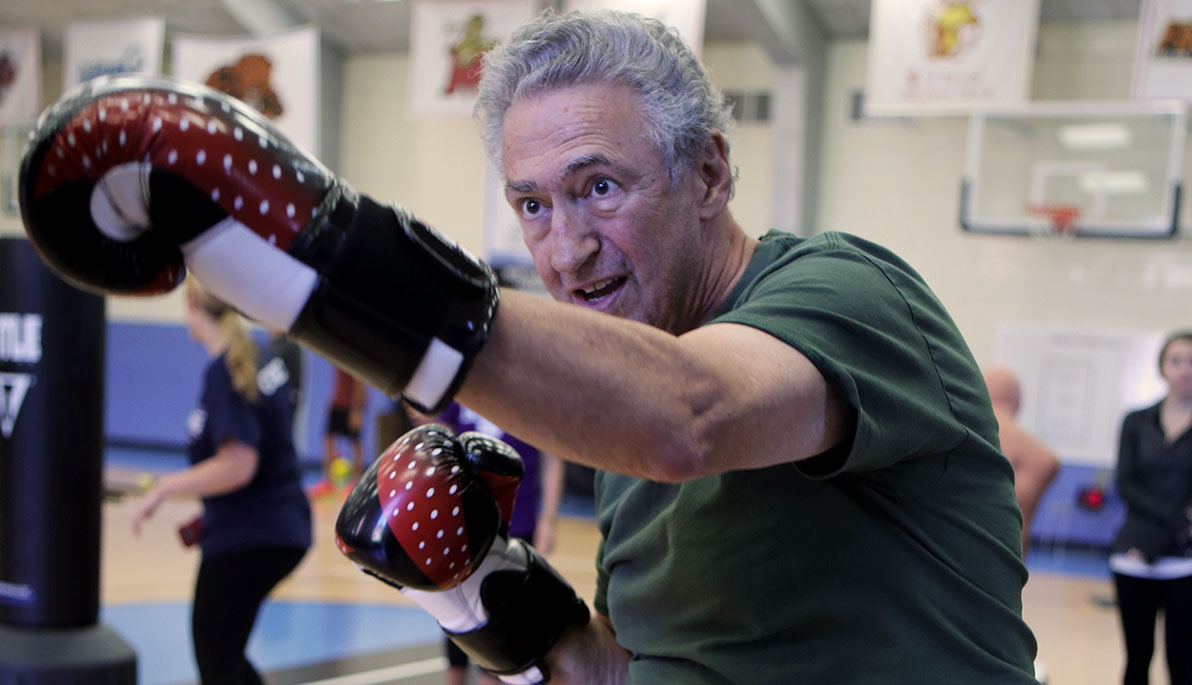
[993, 323, 1167, 467]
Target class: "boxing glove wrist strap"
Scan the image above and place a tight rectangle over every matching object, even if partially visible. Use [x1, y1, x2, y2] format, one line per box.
[430, 539, 590, 683]
[288, 189, 498, 412]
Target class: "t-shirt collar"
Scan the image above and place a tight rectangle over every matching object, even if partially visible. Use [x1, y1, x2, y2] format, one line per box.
[712, 229, 792, 318]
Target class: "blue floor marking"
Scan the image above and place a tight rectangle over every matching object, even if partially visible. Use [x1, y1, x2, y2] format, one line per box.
[101, 601, 442, 684]
[1025, 545, 1111, 579]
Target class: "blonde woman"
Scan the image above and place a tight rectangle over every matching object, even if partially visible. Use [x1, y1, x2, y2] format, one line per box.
[132, 280, 311, 684]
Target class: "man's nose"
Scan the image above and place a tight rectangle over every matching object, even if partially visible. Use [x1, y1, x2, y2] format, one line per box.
[549, 205, 600, 274]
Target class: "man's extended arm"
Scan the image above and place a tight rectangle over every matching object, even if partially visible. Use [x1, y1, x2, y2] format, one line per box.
[458, 291, 854, 482]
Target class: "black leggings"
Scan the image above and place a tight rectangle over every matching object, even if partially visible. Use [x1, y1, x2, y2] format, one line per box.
[1113, 572, 1192, 685]
[192, 546, 307, 685]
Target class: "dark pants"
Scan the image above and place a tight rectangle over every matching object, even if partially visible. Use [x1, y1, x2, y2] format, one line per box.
[192, 546, 307, 685]
[1113, 572, 1192, 685]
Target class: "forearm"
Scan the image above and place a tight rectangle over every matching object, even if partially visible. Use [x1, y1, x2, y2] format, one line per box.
[545, 614, 630, 685]
[459, 292, 694, 479]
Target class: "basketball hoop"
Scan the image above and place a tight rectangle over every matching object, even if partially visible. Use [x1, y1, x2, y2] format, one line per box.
[1025, 204, 1082, 237]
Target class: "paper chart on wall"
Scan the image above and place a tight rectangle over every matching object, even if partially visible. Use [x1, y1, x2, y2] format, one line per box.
[992, 323, 1167, 467]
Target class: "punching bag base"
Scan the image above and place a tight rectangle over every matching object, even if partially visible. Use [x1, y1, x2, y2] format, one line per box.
[0, 623, 136, 684]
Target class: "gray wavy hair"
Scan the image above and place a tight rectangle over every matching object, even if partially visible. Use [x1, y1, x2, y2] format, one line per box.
[475, 9, 736, 188]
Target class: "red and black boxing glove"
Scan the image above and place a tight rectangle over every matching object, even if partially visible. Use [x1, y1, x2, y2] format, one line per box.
[336, 425, 589, 684]
[19, 75, 495, 412]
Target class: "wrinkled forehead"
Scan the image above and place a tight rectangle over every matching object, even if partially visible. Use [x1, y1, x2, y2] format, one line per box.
[501, 83, 650, 165]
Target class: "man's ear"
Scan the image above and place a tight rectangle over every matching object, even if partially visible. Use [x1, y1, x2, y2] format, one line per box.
[697, 131, 733, 220]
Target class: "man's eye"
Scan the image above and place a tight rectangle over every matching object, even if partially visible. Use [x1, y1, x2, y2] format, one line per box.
[519, 198, 542, 217]
[592, 178, 617, 196]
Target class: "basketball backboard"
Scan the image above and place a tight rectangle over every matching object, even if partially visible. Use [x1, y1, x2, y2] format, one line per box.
[960, 101, 1186, 238]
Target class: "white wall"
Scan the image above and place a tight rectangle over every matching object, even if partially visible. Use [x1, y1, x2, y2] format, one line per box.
[816, 20, 1192, 365]
[703, 43, 776, 238]
[340, 53, 487, 255]
[0, 61, 61, 238]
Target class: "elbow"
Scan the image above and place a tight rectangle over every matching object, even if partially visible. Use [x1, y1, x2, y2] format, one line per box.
[220, 443, 259, 490]
[1043, 452, 1061, 482]
[231, 462, 257, 489]
[225, 460, 257, 491]
[637, 417, 715, 484]
[639, 375, 733, 483]
[647, 446, 704, 483]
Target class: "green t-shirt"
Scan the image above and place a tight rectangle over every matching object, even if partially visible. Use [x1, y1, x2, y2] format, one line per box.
[594, 231, 1038, 684]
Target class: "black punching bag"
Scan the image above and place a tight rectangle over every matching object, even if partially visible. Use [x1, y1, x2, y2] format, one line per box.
[0, 236, 135, 683]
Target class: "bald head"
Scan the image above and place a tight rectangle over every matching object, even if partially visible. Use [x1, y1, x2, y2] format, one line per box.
[983, 366, 1022, 416]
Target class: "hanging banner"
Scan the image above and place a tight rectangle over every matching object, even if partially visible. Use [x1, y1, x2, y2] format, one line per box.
[172, 26, 320, 155]
[563, 0, 706, 58]
[63, 16, 165, 91]
[409, 0, 538, 118]
[1133, 0, 1192, 100]
[865, 0, 1039, 115]
[0, 28, 40, 127]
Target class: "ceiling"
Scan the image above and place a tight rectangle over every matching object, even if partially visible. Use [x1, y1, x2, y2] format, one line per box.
[0, 0, 1145, 60]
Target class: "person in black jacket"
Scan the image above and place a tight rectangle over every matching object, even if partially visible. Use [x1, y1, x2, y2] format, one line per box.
[1110, 330, 1192, 685]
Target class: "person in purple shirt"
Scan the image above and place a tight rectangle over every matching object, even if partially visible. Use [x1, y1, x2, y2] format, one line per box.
[406, 401, 565, 685]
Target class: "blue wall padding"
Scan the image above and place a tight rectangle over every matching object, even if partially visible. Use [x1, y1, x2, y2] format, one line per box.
[105, 321, 388, 468]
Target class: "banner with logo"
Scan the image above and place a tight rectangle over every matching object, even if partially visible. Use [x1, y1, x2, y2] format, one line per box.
[865, 0, 1039, 115]
[0, 311, 39, 439]
[409, 0, 538, 117]
[0, 28, 41, 127]
[63, 16, 165, 91]
[563, 0, 706, 57]
[1133, 0, 1192, 100]
[173, 25, 320, 155]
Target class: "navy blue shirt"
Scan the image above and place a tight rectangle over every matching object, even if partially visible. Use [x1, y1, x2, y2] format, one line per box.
[187, 353, 312, 556]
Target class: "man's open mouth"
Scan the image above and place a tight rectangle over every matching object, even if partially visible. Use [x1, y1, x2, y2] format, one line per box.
[576, 276, 626, 302]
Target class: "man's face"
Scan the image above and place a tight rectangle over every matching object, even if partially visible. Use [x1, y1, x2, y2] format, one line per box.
[501, 82, 707, 332]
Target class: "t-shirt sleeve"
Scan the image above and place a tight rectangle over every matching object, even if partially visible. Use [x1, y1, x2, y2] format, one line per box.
[711, 247, 966, 477]
[201, 362, 261, 457]
[593, 535, 609, 616]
